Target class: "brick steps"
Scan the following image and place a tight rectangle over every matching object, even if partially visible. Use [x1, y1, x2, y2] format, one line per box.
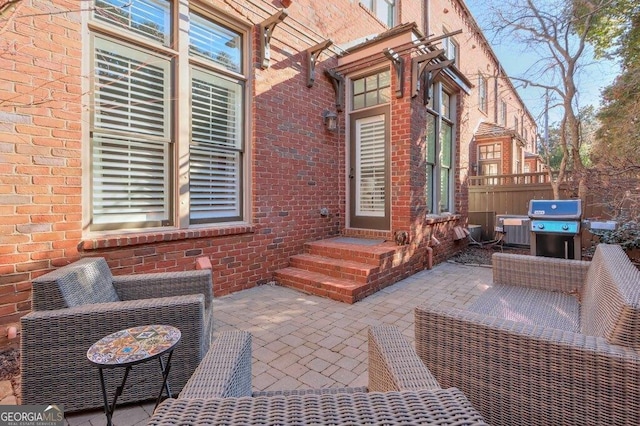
[289, 254, 379, 284]
[305, 239, 397, 266]
[274, 237, 413, 304]
[274, 267, 366, 304]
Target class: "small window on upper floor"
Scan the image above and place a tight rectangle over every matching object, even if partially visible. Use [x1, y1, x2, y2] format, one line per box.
[513, 115, 519, 134]
[479, 143, 501, 160]
[500, 100, 507, 125]
[442, 27, 459, 66]
[360, 0, 396, 27]
[478, 73, 488, 113]
[441, 91, 451, 119]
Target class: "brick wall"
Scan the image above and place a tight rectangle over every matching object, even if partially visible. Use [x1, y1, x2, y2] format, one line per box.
[0, 0, 534, 346]
[0, 0, 83, 341]
[0, 0, 427, 339]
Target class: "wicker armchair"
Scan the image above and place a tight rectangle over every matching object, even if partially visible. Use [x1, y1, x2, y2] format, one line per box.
[21, 257, 213, 412]
[149, 326, 488, 425]
[415, 243, 640, 426]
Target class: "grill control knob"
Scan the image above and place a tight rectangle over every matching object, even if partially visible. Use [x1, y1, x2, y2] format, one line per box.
[562, 224, 569, 231]
[537, 224, 544, 229]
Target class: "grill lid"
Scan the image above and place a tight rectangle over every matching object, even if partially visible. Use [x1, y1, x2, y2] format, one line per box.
[528, 199, 582, 220]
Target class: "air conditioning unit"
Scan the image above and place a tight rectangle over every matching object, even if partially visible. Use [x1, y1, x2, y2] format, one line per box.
[495, 215, 530, 246]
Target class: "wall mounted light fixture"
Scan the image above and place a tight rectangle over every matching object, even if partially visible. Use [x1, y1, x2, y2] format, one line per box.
[322, 110, 337, 131]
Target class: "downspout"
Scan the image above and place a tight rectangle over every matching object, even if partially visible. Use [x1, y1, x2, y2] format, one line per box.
[425, 0, 430, 36]
[424, 0, 434, 272]
[494, 67, 500, 123]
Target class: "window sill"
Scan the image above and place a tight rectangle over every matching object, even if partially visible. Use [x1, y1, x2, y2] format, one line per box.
[424, 213, 461, 224]
[80, 224, 255, 251]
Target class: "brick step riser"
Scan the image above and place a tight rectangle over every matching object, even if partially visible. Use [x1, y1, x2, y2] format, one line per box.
[305, 244, 395, 267]
[274, 263, 417, 305]
[289, 257, 379, 284]
[273, 271, 357, 304]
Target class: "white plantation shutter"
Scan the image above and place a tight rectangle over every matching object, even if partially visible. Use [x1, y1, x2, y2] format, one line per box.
[88, 7, 247, 231]
[190, 69, 243, 222]
[91, 36, 171, 227]
[356, 115, 386, 216]
[92, 135, 169, 224]
[93, 38, 169, 137]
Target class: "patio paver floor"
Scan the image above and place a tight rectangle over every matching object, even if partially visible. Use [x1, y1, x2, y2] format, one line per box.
[64, 261, 493, 425]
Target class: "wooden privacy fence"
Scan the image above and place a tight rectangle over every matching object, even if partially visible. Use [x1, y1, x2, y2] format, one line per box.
[468, 173, 602, 244]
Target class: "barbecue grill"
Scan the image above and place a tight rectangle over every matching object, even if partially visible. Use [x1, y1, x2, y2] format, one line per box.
[528, 199, 582, 259]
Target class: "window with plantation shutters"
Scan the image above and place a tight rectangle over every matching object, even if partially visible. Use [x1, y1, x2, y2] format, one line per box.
[91, 36, 171, 228]
[190, 69, 243, 222]
[356, 115, 386, 217]
[88, 1, 248, 232]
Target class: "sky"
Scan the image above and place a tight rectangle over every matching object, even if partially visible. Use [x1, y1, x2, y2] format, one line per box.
[464, 0, 620, 127]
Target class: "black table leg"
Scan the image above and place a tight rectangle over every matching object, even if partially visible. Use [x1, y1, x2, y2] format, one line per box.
[154, 350, 174, 409]
[99, 365, 131, 426]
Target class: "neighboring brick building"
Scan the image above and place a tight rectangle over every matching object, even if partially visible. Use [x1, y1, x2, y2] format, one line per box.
[0, 0, 536, 340]
[473, 122, 540, 180]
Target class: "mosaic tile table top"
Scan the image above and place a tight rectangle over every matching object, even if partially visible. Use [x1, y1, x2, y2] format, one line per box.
[87, 325, 181, 367]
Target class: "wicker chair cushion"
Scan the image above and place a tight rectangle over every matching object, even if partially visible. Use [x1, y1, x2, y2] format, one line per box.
[580, 244, 640, 348]
[469, 284, 580, 332]
[149, 389, 489, 425]
[57, 257, 120, 307]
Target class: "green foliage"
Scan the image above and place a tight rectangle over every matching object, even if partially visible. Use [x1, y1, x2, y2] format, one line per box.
[590, 220, 640, 250]
[574, 0, 638, 59]
[586, 171, 640, 251]
[592, 12, 640, 167]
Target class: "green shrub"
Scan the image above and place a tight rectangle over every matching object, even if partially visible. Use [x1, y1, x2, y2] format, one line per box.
[589, 220, 640, 251]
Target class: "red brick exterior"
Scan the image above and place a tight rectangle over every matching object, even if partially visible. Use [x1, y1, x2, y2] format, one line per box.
[0, 0, 535, 344]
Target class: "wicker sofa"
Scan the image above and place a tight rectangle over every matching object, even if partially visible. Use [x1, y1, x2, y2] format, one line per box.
[415, 243, 640, 426]
[20, 257, 213, 412]
[148, 326, 488, 425]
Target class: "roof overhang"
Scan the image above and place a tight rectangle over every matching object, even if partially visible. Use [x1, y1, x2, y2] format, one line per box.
[325, 23, 471, 110]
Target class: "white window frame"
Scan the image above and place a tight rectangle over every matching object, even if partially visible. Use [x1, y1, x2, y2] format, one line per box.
[478, 73, 488, 113]
[478, 143, 501, 161]
[442, 27, 459, 66]
[360, 0, 396, 27]
[500, 99, 507, 125]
